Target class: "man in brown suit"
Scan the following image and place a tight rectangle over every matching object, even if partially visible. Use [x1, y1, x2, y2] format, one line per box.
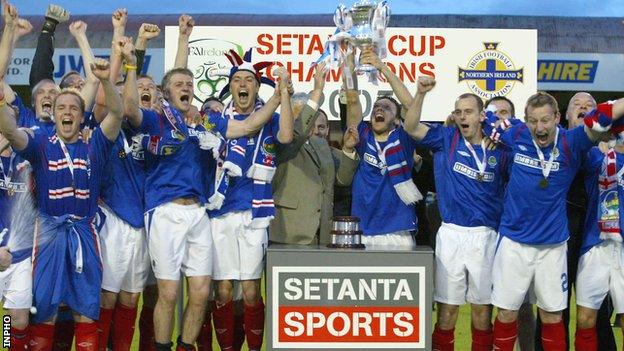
[270, 63, 359, 245]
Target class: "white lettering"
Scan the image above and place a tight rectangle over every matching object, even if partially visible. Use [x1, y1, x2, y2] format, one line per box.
[353, 312, 373, 336]
[514, 153, 560, 172]
[373, 312, 392, 336]
[359, 279, 377, 300]
[337, 279, 357, 300]
[327, 312, 350, 336]
[281, 311, 416, 338]
[382, 279, 396, 300]
[304, 278, 321, 300]
[284, 312, 304, 336]
[307, 312, 326, 336]
[322, 278, 340, 300]
[284, 278, 302, 300]
[394, 279, 414, 301]
[452, 162, 495, 182]
[284, 278, 415, 301]
[393, 312, 414, 337]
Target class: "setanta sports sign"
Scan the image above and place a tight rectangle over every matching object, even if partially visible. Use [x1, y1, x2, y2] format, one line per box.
[272, 266, 425, 349]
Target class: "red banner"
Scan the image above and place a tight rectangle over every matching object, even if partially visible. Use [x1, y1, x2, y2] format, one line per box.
[278, 306, 420, 343]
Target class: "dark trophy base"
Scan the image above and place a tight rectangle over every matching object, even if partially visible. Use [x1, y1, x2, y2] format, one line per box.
[327, 242, 366, 249]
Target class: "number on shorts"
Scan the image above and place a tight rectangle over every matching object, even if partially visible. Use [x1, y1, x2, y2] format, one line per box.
[561, 273, 568, 292]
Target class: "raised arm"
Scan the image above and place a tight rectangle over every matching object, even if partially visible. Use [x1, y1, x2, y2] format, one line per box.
[92, 8, 127, 121]
[93, 59, 123, 142]
[0, 2, 18, 81]
[134, 23, 160, 73]
[0, 13, 30, 105]
[120, 37, 143, 128]
[276, 64, 328, 162]
[0, 80, 28, 150]
[276, 69, 294, 144]
[584, 98, 624, 142]
[69, 21, 98, 110]
[109, 8, 127, 81]
[0, 2, 19, 103]
[404, 76, 436, 141]
[174, 15, 194, 69]
[360, 46, 413, 106]
[225, 77, 285, 140]
[343, 51, 363, 128]
[300, 62, 328, 135]
[29, 4, 68, 88]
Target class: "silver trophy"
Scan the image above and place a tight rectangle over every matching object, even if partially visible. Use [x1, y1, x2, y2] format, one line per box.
[334, 0, 390, 73]
[327, 216, 365, 249]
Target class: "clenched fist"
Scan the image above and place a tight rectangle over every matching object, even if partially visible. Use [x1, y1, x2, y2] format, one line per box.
[91, 58, 112, 81]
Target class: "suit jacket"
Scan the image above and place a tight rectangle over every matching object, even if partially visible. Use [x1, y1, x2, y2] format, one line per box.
[270, 104, 358, 245]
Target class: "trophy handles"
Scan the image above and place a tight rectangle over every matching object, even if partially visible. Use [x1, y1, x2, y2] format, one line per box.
[372, 1, 390, 59]
[376, 1, 390, 28]
[334, 4, 353, 32]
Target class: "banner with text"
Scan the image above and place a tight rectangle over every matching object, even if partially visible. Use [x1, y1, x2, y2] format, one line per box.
[5, 48, 164, 86]
[165, 26, 536, 121]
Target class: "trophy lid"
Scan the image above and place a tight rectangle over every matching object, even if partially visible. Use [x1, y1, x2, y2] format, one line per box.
[351, 0, 376, 9]
[332, 216, 360, 223]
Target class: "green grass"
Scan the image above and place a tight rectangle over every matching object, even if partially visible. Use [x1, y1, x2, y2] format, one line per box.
[431, 291, 623, 350]
[3, 286, 622, 350]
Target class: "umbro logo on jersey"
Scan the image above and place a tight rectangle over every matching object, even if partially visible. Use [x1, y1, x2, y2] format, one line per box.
[364, 153, 385, 170]
[457, 150, 470, 157]
[514, 154, 560, 172]
[452, 162, 495, 182]
[518, 145, 528, 151]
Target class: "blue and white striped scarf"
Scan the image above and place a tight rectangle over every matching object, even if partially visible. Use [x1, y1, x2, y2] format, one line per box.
[206, 100, 276, 228]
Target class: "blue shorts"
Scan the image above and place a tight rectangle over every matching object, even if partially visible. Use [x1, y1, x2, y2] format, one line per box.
[32, 214, 102, 323]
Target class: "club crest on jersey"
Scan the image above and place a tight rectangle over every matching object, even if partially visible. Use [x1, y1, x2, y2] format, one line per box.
[260, 135, 276, 166]
[458, 42, 524, 100]
[488, 155, 497, 167]
[202, 119, 218, 132]
[162, 146, 179, 156]
[600, 190, 619, 221]
[171, 130, 186, 141]
[551, 147, 560, 159]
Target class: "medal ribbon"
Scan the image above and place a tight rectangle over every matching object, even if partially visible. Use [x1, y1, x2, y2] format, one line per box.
[0, 153, 15, 190]
[57, 138, 76, 189]
[162, 100, 187, 137]
[372, 131, 397, 174]
[531, 127, 560, 180]
[463, 138, 487, 179]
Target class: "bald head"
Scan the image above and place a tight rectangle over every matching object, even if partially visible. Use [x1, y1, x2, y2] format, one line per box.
[566, 92, 596, 129]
